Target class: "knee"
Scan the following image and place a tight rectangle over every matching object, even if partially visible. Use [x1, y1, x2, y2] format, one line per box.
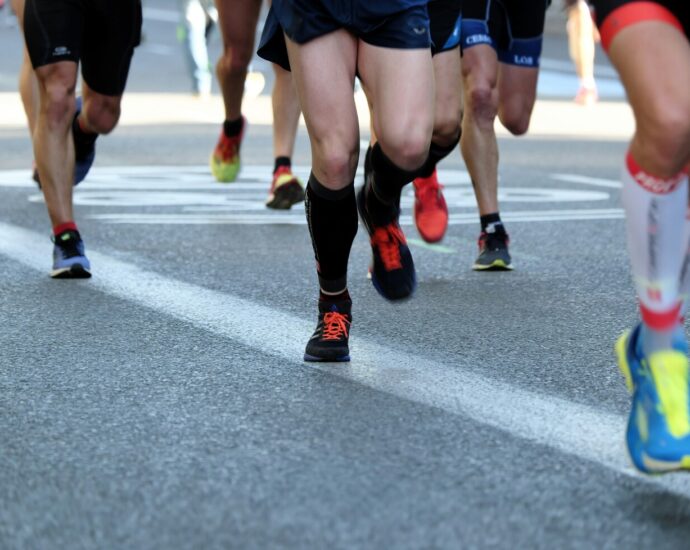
[218, 43, 253, 76]
[38, 75, 76, 130]
[638, 103, 690, 173]
[83, 97, 121, 134]
[499, 108, 531, 136]
[381, 128, 431, 172]
[313, 139, 359, 188]
[432, 118, 461, 148]
[465, 83, 497, 129]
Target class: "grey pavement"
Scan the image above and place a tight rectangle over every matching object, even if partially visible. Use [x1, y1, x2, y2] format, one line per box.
[2, 2, 690, 549]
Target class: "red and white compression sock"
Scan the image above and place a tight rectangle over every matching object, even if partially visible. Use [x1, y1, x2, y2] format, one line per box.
[621, 152, 688, 354]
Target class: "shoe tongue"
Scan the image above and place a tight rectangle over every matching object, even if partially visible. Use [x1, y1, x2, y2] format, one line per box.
[319, 299, 351, 314]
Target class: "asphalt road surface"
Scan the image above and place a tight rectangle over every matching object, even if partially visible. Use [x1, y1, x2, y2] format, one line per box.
[3, 3, 690, 549]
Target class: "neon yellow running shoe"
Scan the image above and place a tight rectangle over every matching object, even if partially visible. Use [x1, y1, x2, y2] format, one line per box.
[210, 117, 246, 183]
[616, 325, 690, 473]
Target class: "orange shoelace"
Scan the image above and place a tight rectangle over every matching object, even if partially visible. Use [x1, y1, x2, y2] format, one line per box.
[321, 311, 350, 341]
[372, 224, 406, 271]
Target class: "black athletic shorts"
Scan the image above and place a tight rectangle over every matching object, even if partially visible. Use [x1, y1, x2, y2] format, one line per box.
[461, 0, 549, 67]
[257, 0, 431, 71]
[591, 0, 690, 51]
[429, 0, 462, 55]
[24, 0, 142, 96]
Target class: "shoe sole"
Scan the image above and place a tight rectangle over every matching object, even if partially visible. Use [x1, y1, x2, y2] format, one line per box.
[51, 264, 92, 279]
[266, 180, 305, 210]
[303, 353, 350, 362]
[472, 259, 514, 271]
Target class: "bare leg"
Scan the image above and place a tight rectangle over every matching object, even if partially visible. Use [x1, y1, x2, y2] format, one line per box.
[271, 63, 301, 159]
[33, 61, 78, 227]
[285, 30, 359, 189]
[214, 0, 261, 120]
[460, 44, 499, 216]
[12, 0, 39, 139]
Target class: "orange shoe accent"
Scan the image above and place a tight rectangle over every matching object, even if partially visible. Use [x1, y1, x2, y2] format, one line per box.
[321, 311, 351, 341]
[413, 169, 449, 243]
[371, 224, 407, 271]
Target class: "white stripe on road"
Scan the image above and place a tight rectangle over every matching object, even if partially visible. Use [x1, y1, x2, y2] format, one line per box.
[87, 208, 625, 225]
[551, 174, 622, 189]
[2, 221, 689, 496]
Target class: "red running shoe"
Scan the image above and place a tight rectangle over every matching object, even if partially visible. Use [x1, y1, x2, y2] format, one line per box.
[413, 168, 448, 243]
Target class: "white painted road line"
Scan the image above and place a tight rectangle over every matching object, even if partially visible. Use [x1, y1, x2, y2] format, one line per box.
[86, 208, 624, 225]
[551, 174, 622, 189]
[3, 221, 690, 496]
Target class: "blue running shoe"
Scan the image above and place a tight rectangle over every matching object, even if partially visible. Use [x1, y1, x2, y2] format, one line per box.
[72, 97, 96, 185]
[616, 325, 690, 473]
[51, 230, 91, 279]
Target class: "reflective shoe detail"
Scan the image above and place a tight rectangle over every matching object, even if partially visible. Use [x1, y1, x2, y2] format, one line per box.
[616, 326, 690, 474]
[413, 169, 448, 243]
[473, 229, 513, 271]
[357, 184, 416, 301]
[266, 166, 305, 209]
[304, 300, 352, 362]
[51, 230, 91, 279]
[210, 117, 245, 183]
[73, 97, 95, 185]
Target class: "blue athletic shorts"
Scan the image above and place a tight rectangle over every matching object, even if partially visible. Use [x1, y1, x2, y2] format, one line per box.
[257, 0, 431, 71]
[460, 0, 548, 68]
[429, 0, 462, 55]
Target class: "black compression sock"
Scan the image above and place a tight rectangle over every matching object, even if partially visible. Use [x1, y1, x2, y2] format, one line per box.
[480, 212, 505, 233]
[274, 156, 291, 174]
[72, 116, 97, 160]
[319, 289, 351, 303]
[306, 174, 358, 294]
[223, 116, 244, 137]
[417, 135, 460, 178]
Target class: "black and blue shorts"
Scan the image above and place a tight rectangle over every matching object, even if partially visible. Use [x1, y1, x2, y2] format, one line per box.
[429, 0, 462, 55]
[24, 0, 142, 96]
[258, 0, 431, 71]
[460, 0, 548, 67]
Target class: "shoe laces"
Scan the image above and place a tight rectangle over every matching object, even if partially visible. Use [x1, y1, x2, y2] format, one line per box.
[414, 171, 443, 205]
[321, 311, 350, 341]
[372, 224, 406, 270]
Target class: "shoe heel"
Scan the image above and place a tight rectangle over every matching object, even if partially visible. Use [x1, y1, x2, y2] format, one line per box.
[615, 331, 634, 393]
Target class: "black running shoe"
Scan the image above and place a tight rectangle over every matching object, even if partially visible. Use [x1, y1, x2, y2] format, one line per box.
[357, 183, 416, 300]
[473, 228, 513, 271]
[304, 299, 352, 362]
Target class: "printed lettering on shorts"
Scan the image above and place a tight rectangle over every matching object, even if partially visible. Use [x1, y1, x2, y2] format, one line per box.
[461, 19, 494, 49]
[626, 153, 686, 195]
[52, 45, 72, 58]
